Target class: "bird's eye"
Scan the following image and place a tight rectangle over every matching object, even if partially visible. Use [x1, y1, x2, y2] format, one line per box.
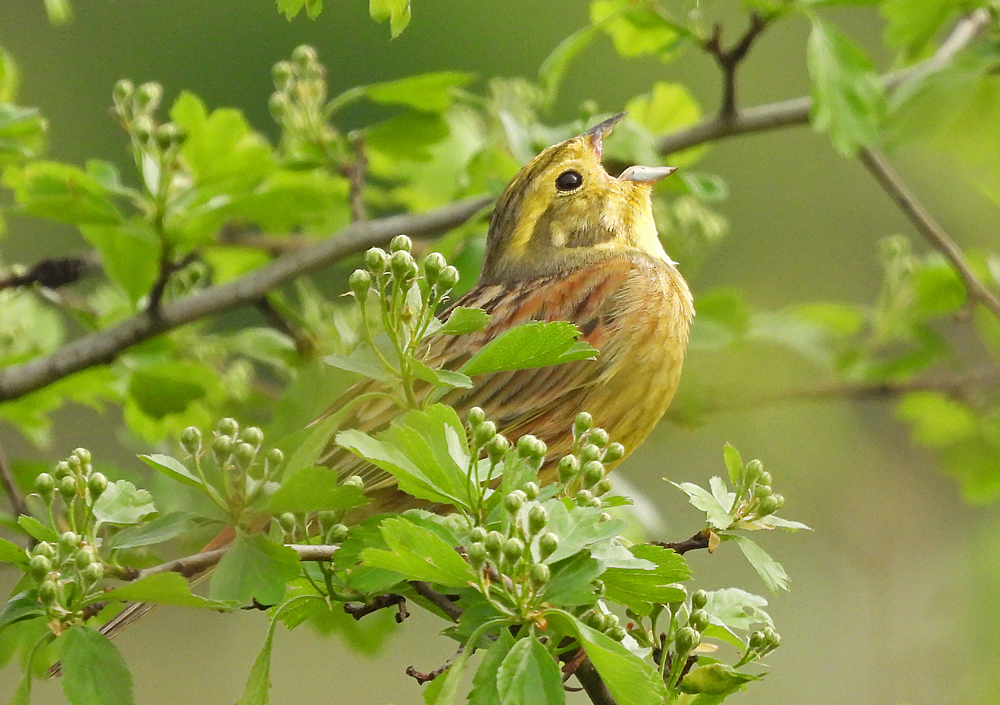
[555, 170, 583, 192]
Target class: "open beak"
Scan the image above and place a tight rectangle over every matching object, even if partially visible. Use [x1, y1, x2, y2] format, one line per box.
[582, 111, 627, 160]
[618, 164, 677, 183]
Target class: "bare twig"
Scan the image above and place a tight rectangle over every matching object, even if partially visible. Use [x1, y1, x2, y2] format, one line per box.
[0, 255, 99, 292]
[657, 9, 993, 156]
[345, 593, 409, 622]
[406, 646, 465, 684]
[703, 14, 769, 119]
[342, 134, 368, 222]
[655, 530, 712, 555]
[409, 581, 463, 621]
[0, 196, 491, 403]
[0, 440, 27, 518]
[254, 295, 315, 357]
[859, 148, 1000, 323]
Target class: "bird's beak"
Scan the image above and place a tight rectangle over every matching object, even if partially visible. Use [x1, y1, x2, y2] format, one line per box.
[582, 111, 627, 160]
[618, 165, 678, 183]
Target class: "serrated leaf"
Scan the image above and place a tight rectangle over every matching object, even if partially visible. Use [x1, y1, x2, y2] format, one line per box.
[110, 511, 212, 550]
[16, 515, 57, 543]
[365, 72, 473, 112]
[679, 663, 761, 695]
[671, 482, 733, 530]
[411, 359, 474, 390]
[265, 465, 370, 513]
[2, 161, 123, 225]
[807, 17, 885, 156]
[101, 572, 236, 609]
[323, 342, 395, 383]
[702, 587, 773, 633]
[536, 553, 603, 606]
[540, 502, 625, 564]
[727, 535, 789, 592]
[460, 321, 597, 377]
[139, 453, 205, 490]
[91, 480, 156, 525]
[79, 222, 159, 304]
[360, 516, 472, 589]
[497, 637, 566, 705]
[209, 532, 300, 605]
[468, 630, 515, 705]
[369, 0, 411, 37]
[603, 544, 690, 615]
[0, 536, 27, 564]
[590, 0, 681, 59]
[723, 444, 743, 485]
[0, 590, 44, 631]
[436, 306, 490, 336]
[61, 625, 134, 705]
[127, 362, 210, 418]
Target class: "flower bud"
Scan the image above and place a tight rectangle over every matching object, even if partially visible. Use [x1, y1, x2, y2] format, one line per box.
[32, 542, 56, 561]
[38, 579, 58, 605]
[74, 547, 96, 570]
[580, 443, 601, 463]
[233, 442, 256, 469]
[217, 417, 239, 436]
[180, 426, 202, 455]
[523, 482, 539, 501]
[594, 478, 612, 497]
[608, 626, 627, 642]
[689, 609, 710, 632]
[82, 562, 104, 584]
[759, 471, 772, 487]
[467, 407, 486, 429]
[212, 434, 234, 463]
[59, 475, 78, 500]
[422, 252, 446, 283]
[517, 434, 545, 461]
[58, 531, 79, 552]
[748, 630, 765, 651]
[66, 456, 82, 474]
[754, 484, 772, 500]
[54, 461, 72, 479]
[87, 472, 108, 499]
[467, 542, 487, 569]
[573, 412, 593, 438]
[581, 460, 605, 488]
[291, 45, 318, 68]
[503, 490, 525, 515]
[73, 448, 92, 466]
[278, 513, 297, 533]
[135, 82, 163, 113]
[589, 428, 609, 448]
[603, 442, 625, 463]
[470, 526, 488, 543]
[501, 537, 524, 564]
[436, 265, 459, 290]
[473, 421, 497, 448]
[485, 434, 509, 464]
[592, 579, 605, 597]
[602, 613, 619, 631]
[484, 531, 504, 560]
[389, 250, 415, 280]
[349, 269, 371, 300]
[389, 234, 412, 253]
[113, 79, 134, 106]
[558, 455, 579, 483]
[756, 496, 780, 517]
[154, 123, 185, 152]
[317, 510, 338, 531]
[33, 473, 56, 497]
[538, 532, 558, 560]
[599, 512, 612, 522]
[675, 626, 701, 654]
[364, 247, 388, 275]
[328, 523, 349, 543]
[770, 493, 785, 510]
[29, 555, 52, 582]
[240, 426, 264, 448]
[584, 610, 604, 630]
[691, 589, 708, 609]
[744, 459, 763, 486]
[527, 504, 548, 535]
[266, 448, 285, 468]
[575, 489, 594, 506]
[271, 61, 294, 89]
[529, 563, 550, 588]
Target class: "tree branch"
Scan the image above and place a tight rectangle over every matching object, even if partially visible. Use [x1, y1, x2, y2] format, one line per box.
[128, 543, 339, 581]
[574, 657, 619, 705]
[410, 580, 463, 621]
[859, 148, 1000, 323]
[0, 439, 27, 518]
[657, 9, 993, 156]
[0, 196, 491, 403]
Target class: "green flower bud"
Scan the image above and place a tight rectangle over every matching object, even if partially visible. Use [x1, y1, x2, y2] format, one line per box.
[422, 252, 446, 283]
[608, 626, 628, 642]
[265, 448, 285, 467]
[486, 434, 510, 464]
[585, 497, 602, 509]
[278, 513, 297, 533]
[598, 512, 612, 522]
[744, 459, 763, 486]
[759, 471, 772, 487]
[517, 434, 545, 460]
[33, 473, 56, 497]
[558, 455, 579, 483]
[748, 630, 765, 651]
[240, 426, 264, 449]
[73, 448, 92, 465]
[328, 523, 349, 543]
[59, 475, 78, 500]
[573, 412, 593, 438]
[135, 82, 163, 113]
[436, 265, 459, 291]
[154, 123, 185, 152]
[603, 442, 625, 464]
[473, 421, 497, 447]
[87, 472, 108, 499]
[82, 562, 104, 584]
[29, 555, 52, 582]
[212, 434, 234, 463]
[389, 250, 416, 280]
[54, 461, 72, 479]
[538, 532, 558, 560]
[689, 609, 710, 632]
[691, 589, 708, 609]
[113, 79, 134, 106]
[527, 504, 548, 535]
[74, 547, 96, 570]
[389, 234, 412, 253]
[501, 537, 524, 564]
[756, 496, 780, 517]
[349, 269, 371, 300]
[584, 610, 604, 630]
[32, 542, 56, 561]
[763, 627, 777, 643]
[675, 626, 701, 654]
[575, 489, 594, 506]
[364, 247, 388, 275]
[180, 426, 202, 455]
[602, 613, 619, 631]
[58, 531, 79, 552]
[317, 510, 338, 531]
[594, 478, 613, 497]
[592, 579, 605, 597]
[470, 526, 488, 544]
[343, 475, 365, 490]
[581, 460, 605, 488]
[38, 579, 58, 605]
[291, 45, 318, 68]
[589, 428, 609, 448]
[467, 407, 486, 429]
[271, 61, 294, 89]
[523, 482, 539, 501]
[771, 493, 785, 510]
[467, 542, 487, 570]
[233, 442, 256, 469]
[66, 456, 82, 474]
[484, 531, 504, 560]
[217, 417, 239, 436]
[503, 490, 526, 515]
[753, 484, 772, 500]
[580, 444, 601, 463]
[529, 563, 550, 588]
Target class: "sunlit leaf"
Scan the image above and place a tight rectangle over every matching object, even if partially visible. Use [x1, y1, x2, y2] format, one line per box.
[61, 626, 134, 705]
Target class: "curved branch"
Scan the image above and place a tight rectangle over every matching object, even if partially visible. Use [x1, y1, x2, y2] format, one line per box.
[0, 196, 491, 403]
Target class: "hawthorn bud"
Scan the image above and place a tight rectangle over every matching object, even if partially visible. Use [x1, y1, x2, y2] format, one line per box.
[390, 234, 412, 253]
[558, 456, 579, 483]
[501, 537, 524, 564]
[603, 442, 625, 464]
[349, 269, 371, 300]
[527, 505, 548, 535]
[154, 123, 185, 152]
[575, 489, 594, 506]
[58, 531, 79, 553]
[59, 475, 78, 500]
[594, 478, 613, 497]
[135, 82, 163, 113]
[33, 473, 56, 498]
[467, 407, 486, 429]
[278, 513, 297, 533]
[538, 532, 559, 560]
[756, 496, 780, 517]
[771, 493, 785, 511]
[580, 444, 601, 464]
[585, 610, 604, 630]
[675, 626, 701, 654]
[436, 265, 459, 291]
[74, 547, 96, 569]
[759, 471, 772, 487]
[38, 579, 58, 605]
[272, 61, 294, 89]
[113, 79, 134, 106]
[423, 252, 446, 283]
[529, 563, 550, 588]
[180, 426, 202, 455]
[32, 542, 56, 561]
[217, 418, 239, 436]
[82, 562, 104, 584]
[603, 613, 620, 631]
[328, 524, 349, 543]
[592, 579, 605, 597]
[473, 421, 497, 447]
[691, 589, 708, 609]
[233, 442, 256, 469]
[744, 459, 763, 486]
[470, 526, 488, 544]
[467, 542, 487, 569]
[87, 472, 108, 499]
[748, 630, 765, 651]
[317, 511, 338, 531]
[212, 435, 234, 463]
[29, 555, 52, 582]
[503, 490, 525, 515]
[266, 448, 285, 468]
[523, 482, 539, 501]
[240, 427, 264, 449]
[608, 626, 627, 642]
[343, 475, 365, 490]
[73, 448, 92, 466]
[517, 435, 545, 461]
[581, 460, 605, 488]
[573, 412, 593, 438]
[486, 434, 509, 464]
[689, 609, 710, 632]
[589, 428, 609, 448]
[389, 250, 416, 280]
[484, 531, 504, 560]
[754, 484, 772, 500]
[54, 461, 72, 480]
[291, 45, 318, 68]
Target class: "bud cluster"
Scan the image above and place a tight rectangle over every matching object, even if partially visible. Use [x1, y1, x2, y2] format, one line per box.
[269, 45, 339, 165]
[277, 475, 361, 545]
[33, 447, 108, 527]
[112, 79, 187, 170]
[734, 458, 784, 521]
[556, 412, 624, 505]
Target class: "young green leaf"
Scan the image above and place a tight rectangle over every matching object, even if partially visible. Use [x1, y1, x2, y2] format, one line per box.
[723, 443, 743, 485]
[0, 537, 28, 565]
[110, 511, 214, 550]
[460, 322, 597, 377]
[0, 591, 45, 631]
[702, 587, 773, 632]
[671, 481, 733, 530]
[61, 625, 134, 705]
[468, 630, 515, 705]
[602, 544, 690, 615]
[497, 637, 566, 705]
[323, 342, 396, 383]
[92, 480, 157, 525]
[360, 516, 473, 589]
[100, 573, 237, 609]
[539, 24, 602, 106]
[2, 161, 123, 225]
[364, 72, 473, 113]
[436, 306, 490, 336]
[16, 515, 57, 543]
[538, 503, 625, 564]
[265, 465, 370, 513]
[590, 0, 681, 59]
[236, 594, 316, 705]
[369, 0, 411, 37]
[209, 532, 300, 605]
[726, 535, 790, 592]
[679, 663, 761, 696]
[139, 454, 205, 490]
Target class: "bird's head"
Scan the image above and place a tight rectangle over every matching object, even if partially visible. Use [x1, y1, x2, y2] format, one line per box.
[480, 112, 677, 284]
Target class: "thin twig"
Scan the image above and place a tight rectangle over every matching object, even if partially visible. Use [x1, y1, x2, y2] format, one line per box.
[409, 581, 463, 621]
[128, 543, 339, 581]
[0, 439, 27, 517]
[654, 530, 712, 555]
[859, 148, 1000, 323]
[406, 645, 465, 685]
[342, 134, 368, 222]
[574, 657, 619, 705]
[0, 196, 491, 403]
[254, 295, 314, 357]
[344, 593, 409, 622]
[657, 9, 993, 156]
[703, 13, 769, 119]
[0, 255, 99, 292]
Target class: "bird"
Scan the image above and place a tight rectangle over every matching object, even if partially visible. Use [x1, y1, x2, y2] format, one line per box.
[93, 111, 693, 642]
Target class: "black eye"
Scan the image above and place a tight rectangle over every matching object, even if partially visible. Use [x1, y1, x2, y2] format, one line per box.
[555, 170, 583, 192]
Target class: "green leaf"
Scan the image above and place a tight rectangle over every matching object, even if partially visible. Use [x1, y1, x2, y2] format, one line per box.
[807, 17, 885, 156]
[497, 637, 566, 705]
[0, 536, 27, 564]
[323, 342, 395, 383]
[61, 625, 134, 705]
[897, 391, 978, 447]
[0, 591, 44, 631]
[365, 72, 473, 112]
[723, 444, 743, 486]
[603, 544, 690, 614]
[726, 535, 789, 592]
[369, 0, 411, 37]
[110, 511, 212, 550]
[539, 24, 602, 106]
[625, 81, 703, 164]
[539, 502, 625, 564]
[436, 306, 490, 336]
[882, 0, 964, 61]
[671, 481, 733, 530]
[79, 222, 160, 303]
[411, 359, 475, 391]
[360, 516, 473, 589]
[366, 111, 449, 162]
[0, 103, 47, 166]
[236, 594, 315, 705]
[468, 630, 515, 705]
[127, 362, 210, 418]
[536, 553, 602, 606]
[702, 588, 772, 633]
[590, 0, 681, 59]
[460, 321, 597, 376]
[679, 663, 761, 695]
[546, 610, 668, 705]
[2, 161, 123, 225]
[92, 480, 157, 525]
[139, 453, 205, 490]
[209, 532, 300, 605]
[265, 465, 370, 513]
[102, 572, 236, 609]
[16, 515, 57, 543]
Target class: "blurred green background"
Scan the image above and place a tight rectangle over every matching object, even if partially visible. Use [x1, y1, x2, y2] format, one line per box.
[1, 1, 998, 704]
